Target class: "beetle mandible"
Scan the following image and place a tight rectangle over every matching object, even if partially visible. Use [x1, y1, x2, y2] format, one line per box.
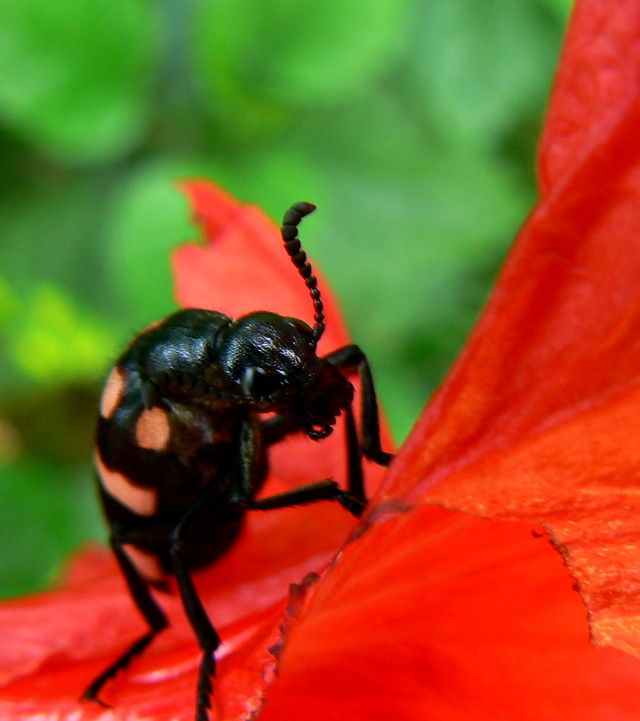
[84, 201, 393, 721]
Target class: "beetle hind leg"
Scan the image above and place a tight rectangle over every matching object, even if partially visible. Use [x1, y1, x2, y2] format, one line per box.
[82, 629, 161, 707]
[82, 538, 168, 706]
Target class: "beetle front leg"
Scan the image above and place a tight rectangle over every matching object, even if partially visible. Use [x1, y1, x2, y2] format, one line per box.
[260, 396, 367, 514]
[235, 418, 366, 517]
[325, 344, 393, 466]
[230, 417, 268, 502]
[261, 412, 303, 445]
[344, 403, 366, 508]
[250, 479, 366, 517]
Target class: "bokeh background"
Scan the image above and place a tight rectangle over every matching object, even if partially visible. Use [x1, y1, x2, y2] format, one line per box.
[0, 0, 570, 597]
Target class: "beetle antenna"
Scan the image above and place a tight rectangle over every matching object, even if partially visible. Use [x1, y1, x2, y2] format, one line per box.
[280, 201, 325, 348]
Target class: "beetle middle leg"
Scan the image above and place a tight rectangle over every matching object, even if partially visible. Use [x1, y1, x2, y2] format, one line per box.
[169, 495, 225, 721]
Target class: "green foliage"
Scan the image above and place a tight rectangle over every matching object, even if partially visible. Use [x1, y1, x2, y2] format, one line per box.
[0, 0, 567, 595]
[409, 0, 561, 149]
[540, 0, 574, 23]
[105, 159, 199, 327]
[0, 0, 159, 162]
[6, 283, 117, 383]
[195, 0, 412, 133]
[0, 460, 104, 597]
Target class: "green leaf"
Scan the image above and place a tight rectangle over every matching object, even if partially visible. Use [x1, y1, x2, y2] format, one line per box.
[0, 179, 110, 305]
[194, 149, 329, 225]
[0, 276, 19, 327]
[0, 0, 160, 163]
[0, 460, 104, 597]
[539, 0, 573, 23]
[408, 0, 563, 148]
[195, 0, 412, 133]
[104, 157, 207, 329]
[6, 283, 118, 384]
[297, 92, 529, 331]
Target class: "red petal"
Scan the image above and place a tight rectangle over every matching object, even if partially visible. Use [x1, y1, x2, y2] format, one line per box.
[539, 0, 640, 194]
[0, 467, 386, 718]
[0, 517, 330, 720]
[382, 0, 640, 658]
[261, 508, 640, 720]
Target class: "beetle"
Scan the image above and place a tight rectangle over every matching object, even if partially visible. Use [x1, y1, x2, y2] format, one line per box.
[84, 200, 393, 721]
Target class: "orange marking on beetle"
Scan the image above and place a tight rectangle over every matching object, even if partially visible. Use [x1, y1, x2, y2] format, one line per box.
[100, 367, 126, 419]
[95, 452, 158, 517]
[122, 544, 166, 584]
[135, 407, 171, 451]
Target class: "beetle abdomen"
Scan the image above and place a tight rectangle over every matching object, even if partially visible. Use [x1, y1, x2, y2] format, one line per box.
[96, 362, 236, 524]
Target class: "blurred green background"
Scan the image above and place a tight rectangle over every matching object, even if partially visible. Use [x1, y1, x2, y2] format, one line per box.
[0, 0, 570, 597]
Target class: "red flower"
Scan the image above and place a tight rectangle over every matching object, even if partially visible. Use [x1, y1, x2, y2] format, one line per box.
[3, 0, 640, 718]
[0, 182, 390, 721]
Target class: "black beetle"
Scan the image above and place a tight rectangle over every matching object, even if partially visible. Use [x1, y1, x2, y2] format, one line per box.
[84, 201, 392, 721]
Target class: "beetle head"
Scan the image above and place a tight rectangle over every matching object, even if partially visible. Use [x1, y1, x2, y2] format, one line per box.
[217, 311, 352, 438]
[218, 311, 315, 407]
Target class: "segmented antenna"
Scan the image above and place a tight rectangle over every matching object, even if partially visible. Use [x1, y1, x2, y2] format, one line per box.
[280, 201, 325, 348]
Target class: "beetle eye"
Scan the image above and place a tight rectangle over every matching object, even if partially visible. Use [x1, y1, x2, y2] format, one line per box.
[240, 366, 283, 400]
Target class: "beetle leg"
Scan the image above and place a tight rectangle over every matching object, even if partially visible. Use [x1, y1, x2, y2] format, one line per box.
[230, 418, 267, 502]
[169, 498, 222, 721]
[325, 344, 393, 466]
[250, 479, 365, 517]
[237, 416, 366, 516]
[82, 533, 168, 707]
[261, 412, 303, 445]
[344, 403, 366, 507]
